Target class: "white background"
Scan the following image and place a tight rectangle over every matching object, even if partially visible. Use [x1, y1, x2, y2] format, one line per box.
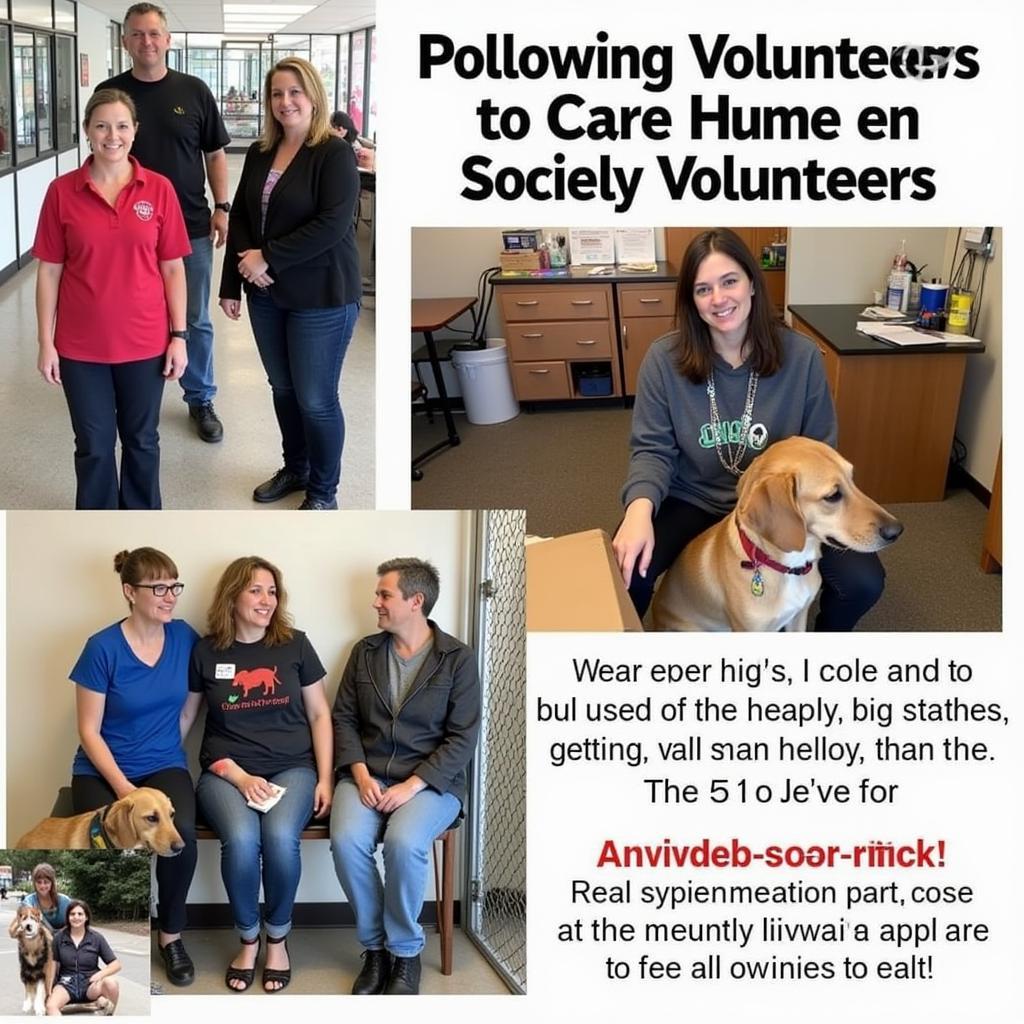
[3, 0, 1022, 1018]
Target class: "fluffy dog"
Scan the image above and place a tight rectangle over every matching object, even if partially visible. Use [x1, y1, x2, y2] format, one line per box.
[8, 905, 53, 1015]
[15, 787, 184, 855]
[652, 437, 903, 631]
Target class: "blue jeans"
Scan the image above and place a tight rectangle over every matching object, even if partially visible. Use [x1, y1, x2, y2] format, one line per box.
[247, 291, 359, 504]
[196, 766, 316, 940]
[330, 776, 461, 958]
[180, 234, 216, 405]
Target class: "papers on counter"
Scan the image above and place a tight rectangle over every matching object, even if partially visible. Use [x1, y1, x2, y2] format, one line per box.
[856, 322, 980, 346]
[860, 305, 912, 320]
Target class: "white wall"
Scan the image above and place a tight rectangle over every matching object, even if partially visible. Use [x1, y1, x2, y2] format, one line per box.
[786, 227, 951, 305]
[76, 2, 113, 166]
[6, 510, 475, 903]
[14, 157, 57, 258]
[0, 174, 16, 269]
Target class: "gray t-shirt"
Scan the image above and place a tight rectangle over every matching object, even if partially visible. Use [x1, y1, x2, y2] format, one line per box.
[387, 635, 435, 711]
[622, 327, 837, 516]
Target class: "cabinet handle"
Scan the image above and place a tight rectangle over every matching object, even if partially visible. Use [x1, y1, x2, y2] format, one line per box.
[515, 300, 540, 307]
[521, 332, 544, 339]
[529, 368, 551, 375]
[571, 299, 594, 306]
[639, 297, 663, 304]
[622, 322, 628, 348]
[576, 339, 597, 346]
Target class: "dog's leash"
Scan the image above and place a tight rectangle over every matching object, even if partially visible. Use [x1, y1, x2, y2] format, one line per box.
[737, 523, 815, 597]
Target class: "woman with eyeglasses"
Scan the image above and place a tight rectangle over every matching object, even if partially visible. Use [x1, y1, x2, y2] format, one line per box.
[70, 546, 201, 988]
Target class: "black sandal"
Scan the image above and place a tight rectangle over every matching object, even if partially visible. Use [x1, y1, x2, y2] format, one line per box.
[225, 935, 261, 992]
[263, 934, 291, 993]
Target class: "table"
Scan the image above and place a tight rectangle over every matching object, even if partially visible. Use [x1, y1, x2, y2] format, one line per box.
[411, 296, 476, 480]
[789, 304, 984, 502]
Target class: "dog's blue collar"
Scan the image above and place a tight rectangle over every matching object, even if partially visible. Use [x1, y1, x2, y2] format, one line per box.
[89, 809, 112, 849]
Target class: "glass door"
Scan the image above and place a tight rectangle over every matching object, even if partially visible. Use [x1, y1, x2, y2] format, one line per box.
[221, 41, 262, 142]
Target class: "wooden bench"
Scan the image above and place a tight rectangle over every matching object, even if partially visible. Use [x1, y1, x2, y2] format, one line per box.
[195, 818, 459, 976]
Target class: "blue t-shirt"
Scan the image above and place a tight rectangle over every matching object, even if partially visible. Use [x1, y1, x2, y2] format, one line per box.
[22, 891, 72, 931]
[71, 619, 199, 779]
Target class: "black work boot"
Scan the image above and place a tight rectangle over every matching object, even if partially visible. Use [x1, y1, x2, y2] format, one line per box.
[252, 467, 308, 503]
[352, 948, 392, 995]
[188, 401, 224, 443]
[384, 953, 421, 995]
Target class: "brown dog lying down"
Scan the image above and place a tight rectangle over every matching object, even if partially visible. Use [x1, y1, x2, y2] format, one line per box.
[15, 786, 184, 855]
[651, 437, 903, 631]
[9, 904, 53, 1016]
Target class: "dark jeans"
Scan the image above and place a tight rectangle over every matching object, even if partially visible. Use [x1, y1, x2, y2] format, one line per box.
[247, 290, 360, 504]
[72, 768, 197, 934]
[60, 354, 165, 509]
[626, 495, 885, 631]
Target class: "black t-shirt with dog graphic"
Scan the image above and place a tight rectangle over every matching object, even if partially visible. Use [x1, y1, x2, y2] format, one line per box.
[189, 631, 326, 777]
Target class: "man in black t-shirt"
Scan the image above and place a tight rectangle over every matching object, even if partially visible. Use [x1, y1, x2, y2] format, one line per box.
[96, 3, 231, 445]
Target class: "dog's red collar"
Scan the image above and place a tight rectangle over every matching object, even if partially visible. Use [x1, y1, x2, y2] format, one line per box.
[737, 523, 815, 576]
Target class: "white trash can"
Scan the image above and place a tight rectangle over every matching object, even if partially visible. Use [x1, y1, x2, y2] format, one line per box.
[451, 340, 520, 425]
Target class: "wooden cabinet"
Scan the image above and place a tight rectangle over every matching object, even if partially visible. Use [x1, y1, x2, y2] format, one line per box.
[981, 444, 1002, 572]
[619, 283, 676, 394]
[496, 282, 621, 401]
[792, 311, 968, 503]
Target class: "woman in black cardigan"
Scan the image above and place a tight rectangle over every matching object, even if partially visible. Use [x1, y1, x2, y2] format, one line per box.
[219, 57, 361, 510]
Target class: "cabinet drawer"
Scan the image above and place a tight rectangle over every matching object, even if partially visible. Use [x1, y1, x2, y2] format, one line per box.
[512, 362, 572, 400]
[506, 321, 612, 361]
[500, 288, 609, 322]
[618, 284, 676, 318]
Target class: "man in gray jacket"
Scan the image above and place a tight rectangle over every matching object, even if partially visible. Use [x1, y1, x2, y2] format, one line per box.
[330, 558, 481, 995]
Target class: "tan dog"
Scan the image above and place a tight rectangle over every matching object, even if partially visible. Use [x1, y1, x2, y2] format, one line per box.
[15, 787, 185, 855]
[652, 437, 903, 631]
[8, 905, 53, 1015]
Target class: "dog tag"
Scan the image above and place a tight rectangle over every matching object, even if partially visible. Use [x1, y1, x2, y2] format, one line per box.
[751, 568, 765, 597]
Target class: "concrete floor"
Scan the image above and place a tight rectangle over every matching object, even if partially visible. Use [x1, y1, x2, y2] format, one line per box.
[150, 925, 512, 996]
[0, 154, 375, 511]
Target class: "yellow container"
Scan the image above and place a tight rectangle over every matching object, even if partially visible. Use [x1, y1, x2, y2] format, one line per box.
[947, 289, 973, 335]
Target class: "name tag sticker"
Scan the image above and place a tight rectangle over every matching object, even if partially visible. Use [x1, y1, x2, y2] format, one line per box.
[215, 663, 236, 679]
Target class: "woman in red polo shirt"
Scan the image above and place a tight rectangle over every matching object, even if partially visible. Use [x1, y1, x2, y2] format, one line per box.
[34, 88, 191, 509]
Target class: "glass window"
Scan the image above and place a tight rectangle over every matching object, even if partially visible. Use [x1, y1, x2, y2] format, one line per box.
[311, 35, 336, 115]
[271, 35, 310, 62]
[13, 31, 36, 162]
[186, 47, 220, 98]
[348, 30, 366, 133]
[12, 0, 52, 29]
[221, 41, 261, 141]
[0, 25, 12, 170]
[36, 34, 52, 152]
[55, 0, 76, 32]
[167, 47, 183, 71]
[336, 33, 349, 113]
[365, 28, 376, 139]
[55, 34, 76, 149]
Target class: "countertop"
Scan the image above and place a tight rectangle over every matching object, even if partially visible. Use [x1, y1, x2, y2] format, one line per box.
[490, 262, 678, 286]
[789, 303, 985, 356]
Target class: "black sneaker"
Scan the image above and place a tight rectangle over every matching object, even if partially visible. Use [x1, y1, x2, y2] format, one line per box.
[297, 496, 338, 510]
[384, 954, 421, 995]
[188, 402, 224, 443]
[159, 938, 195, 987]
[253, 468, 308, 503]
[352, 949, 392, 995]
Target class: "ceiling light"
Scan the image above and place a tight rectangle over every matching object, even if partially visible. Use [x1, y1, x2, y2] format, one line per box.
[223, 5, 316, 13]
